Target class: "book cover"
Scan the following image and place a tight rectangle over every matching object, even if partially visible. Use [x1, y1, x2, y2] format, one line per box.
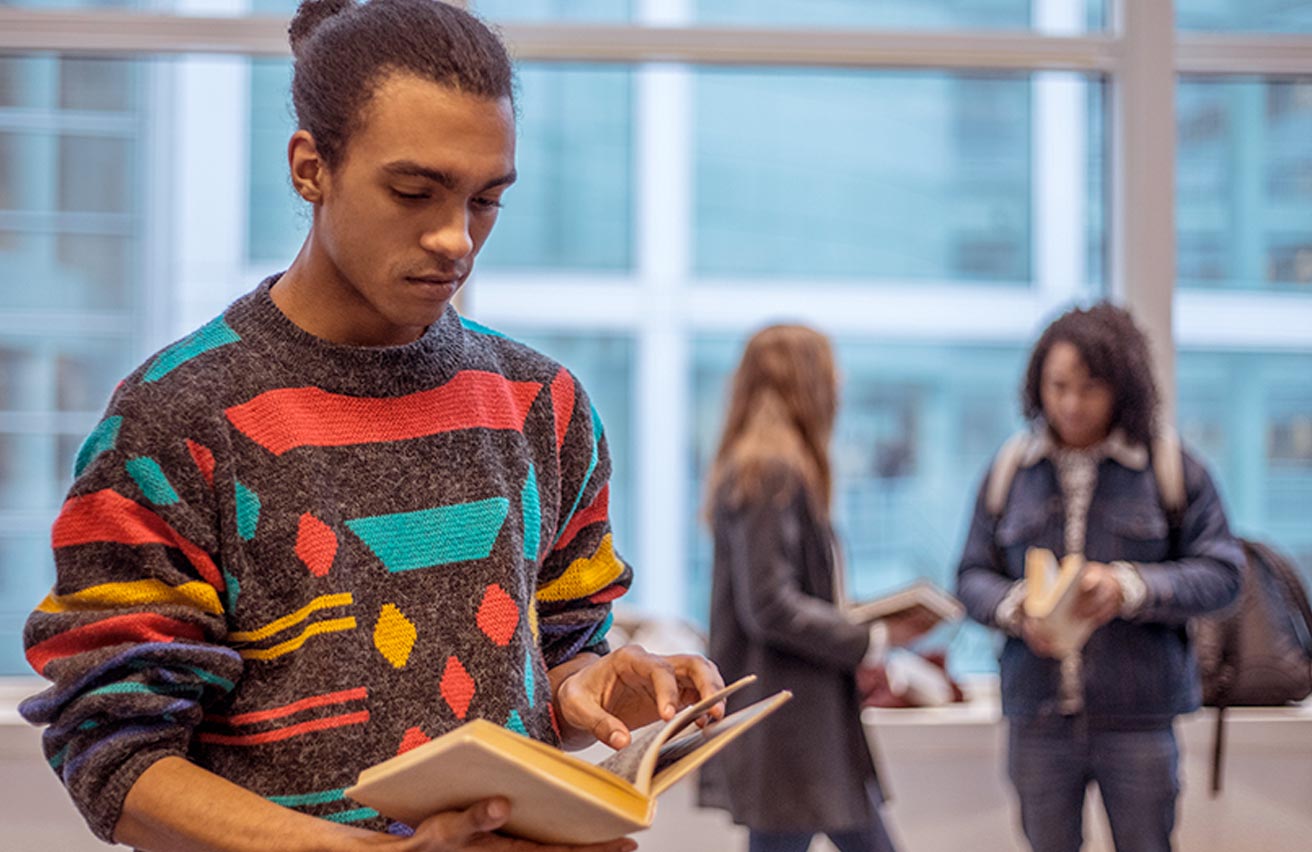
[345, 675, 790, 844]
[1023, 547, 1095, 656]
[846, 579, 966, 626]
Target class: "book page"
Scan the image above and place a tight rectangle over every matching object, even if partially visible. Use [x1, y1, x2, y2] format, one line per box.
[597, 724, 666, 786]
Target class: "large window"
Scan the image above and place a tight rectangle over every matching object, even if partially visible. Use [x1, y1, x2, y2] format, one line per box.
[3, 2, 1312, 679]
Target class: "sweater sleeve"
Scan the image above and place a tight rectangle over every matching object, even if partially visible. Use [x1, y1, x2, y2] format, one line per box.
[534, 371, 632, 669]
[18, 385, 242, 842]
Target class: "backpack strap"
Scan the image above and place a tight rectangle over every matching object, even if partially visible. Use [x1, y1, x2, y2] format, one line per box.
[985, 431, 1033, 518]
[1151, 427, 1186, 523]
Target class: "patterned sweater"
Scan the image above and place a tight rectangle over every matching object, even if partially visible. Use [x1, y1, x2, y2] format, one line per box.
[20, 278, 631, 841]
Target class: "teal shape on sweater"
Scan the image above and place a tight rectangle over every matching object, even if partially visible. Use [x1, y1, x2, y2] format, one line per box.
[524, 646, 536, 708]
[74, 415, 122, 477]
[144, 315, 241, 383]
[125, 457, 180, 505]
[522, 464, 541, 562]
[346, 498, 510, 572]
[234, 481, 260, 541]
[506, 709, 528, 736]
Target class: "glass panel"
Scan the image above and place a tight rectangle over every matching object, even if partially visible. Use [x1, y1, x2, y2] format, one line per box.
[1178, 0, 1312, 33]
[59, 56, 137, 112]
[474, 0, 634, 24]
[0, 433, 65, 511]
[477, 66, 634, 272]
[696, 0, 1105, 31]
[1178, 79, 1312, 293]
[247, 57, 303, 264]
[0, 533, 55, 676]
[0, 336, 134, 414]
[690, 335, 1029, 675]
[695, 69, 1104, 287]
[58, 135, 135, 214]
[1178, 351, 1312, 589]
[498, 330, 636, 558]
[0, 231, 136, 310]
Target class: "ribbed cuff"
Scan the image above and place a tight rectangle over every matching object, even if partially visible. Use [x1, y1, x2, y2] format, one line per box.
[995, 580, 1028, 635]
[1111, 561, 1148, 617]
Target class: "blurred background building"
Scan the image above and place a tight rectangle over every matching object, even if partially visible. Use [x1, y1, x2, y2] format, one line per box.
[1, 0, 1310, 681]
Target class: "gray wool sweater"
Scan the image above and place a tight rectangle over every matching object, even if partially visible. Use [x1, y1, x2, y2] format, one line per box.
[21, 278, 631, 840]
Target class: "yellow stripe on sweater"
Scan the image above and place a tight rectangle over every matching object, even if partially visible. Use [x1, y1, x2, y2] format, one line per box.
[536, 534, 624, 603]
[37, 579, 223, 616]
[238, 618, 358, 661]
[229, 593, 353, 643]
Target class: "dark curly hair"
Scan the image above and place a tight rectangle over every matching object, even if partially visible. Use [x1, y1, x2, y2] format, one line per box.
[287, 0, 514, 170]
[1021, 302, 1159, 447]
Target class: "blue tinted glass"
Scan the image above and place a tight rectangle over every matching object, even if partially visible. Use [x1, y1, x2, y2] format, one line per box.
[1178, 79, 1312, 293]
[1178, 0, 1312, 33]
[1178, 351, 1312, 587]
[697, 0, 1104, 30]
[694, 70, 1104, 288]
[690, 335, 1028, 675]
[478, 66, 633, 272]
[475, 0, 633, 23]
[247, 58, 303, 264]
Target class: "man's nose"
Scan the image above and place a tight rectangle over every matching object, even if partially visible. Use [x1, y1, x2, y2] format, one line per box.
[419, 204, 474, 260]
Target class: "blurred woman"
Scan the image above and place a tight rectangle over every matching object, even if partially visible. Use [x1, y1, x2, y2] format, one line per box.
[697, 325, 930, 852]
[955, 303, 1243, 852]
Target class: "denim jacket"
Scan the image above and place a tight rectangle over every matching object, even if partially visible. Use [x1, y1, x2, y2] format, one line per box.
[956, 434, 1243, 726]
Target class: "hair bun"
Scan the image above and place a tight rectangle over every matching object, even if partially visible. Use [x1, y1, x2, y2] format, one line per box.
[289, 0, 355, 58]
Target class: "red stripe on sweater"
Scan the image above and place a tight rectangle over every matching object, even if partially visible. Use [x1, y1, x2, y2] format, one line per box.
[186, 439, 216, 486]
[196, 710, 370, 746]
[206, 687, 368, 726]
[588, 585, 627, 605]
[225, 371, 543, 456]
[553, 484, 609, 552]
[26, 613, 205, 676]
[550, 368, 575, 452]
[52, 490, 223, 590]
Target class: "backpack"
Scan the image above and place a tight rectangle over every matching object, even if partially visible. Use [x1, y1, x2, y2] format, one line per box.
[985, 429, 1312, 794]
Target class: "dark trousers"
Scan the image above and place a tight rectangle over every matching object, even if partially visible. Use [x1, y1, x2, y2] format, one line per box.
[747, 812, 898, 852]
[1007, 718, 1180, 852]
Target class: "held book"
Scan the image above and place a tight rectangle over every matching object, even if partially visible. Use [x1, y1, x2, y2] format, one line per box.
[1023, 547, 1095, 656]
[345, 675, 790, 844]
[846, 579, 966, 626]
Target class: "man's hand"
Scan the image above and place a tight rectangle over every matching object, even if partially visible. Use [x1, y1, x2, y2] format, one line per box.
[400, 798, 637, 852]
[552, 645, 725, 751]
[1071, 561, 1123, 627]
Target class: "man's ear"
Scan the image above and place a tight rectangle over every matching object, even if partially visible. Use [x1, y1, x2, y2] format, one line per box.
[289, 129, 328, 204]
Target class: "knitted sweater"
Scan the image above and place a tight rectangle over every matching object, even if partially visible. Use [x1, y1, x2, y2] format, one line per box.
[20, 278, 631, 841]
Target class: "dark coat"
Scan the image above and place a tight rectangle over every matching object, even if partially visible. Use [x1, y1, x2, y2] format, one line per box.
[697, 472, 883, 833]
[956, 444, 1243, 724]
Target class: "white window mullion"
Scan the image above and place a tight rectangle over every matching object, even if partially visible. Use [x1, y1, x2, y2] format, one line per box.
[631, 0, 691, 619]
[1033, 0, 1089, 316]
[1110, 0, 1178, 425]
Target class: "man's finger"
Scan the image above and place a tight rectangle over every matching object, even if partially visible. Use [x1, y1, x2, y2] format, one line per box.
[418, 797, 510, 844]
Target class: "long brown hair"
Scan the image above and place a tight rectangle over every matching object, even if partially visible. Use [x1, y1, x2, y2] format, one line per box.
[706, 325, 838, 518]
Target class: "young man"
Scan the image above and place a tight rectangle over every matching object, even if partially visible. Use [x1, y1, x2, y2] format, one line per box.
[21, 2, 722, 850]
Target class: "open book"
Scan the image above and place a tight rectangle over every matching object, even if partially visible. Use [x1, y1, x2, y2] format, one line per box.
[847, 579, 965, 626]
[1024, 548, 1095, 656]
[345, 675, 790, 844]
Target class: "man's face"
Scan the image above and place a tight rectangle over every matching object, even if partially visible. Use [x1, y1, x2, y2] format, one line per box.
[1040, 340, 1115, 450]
[312, 73, 516, 345]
